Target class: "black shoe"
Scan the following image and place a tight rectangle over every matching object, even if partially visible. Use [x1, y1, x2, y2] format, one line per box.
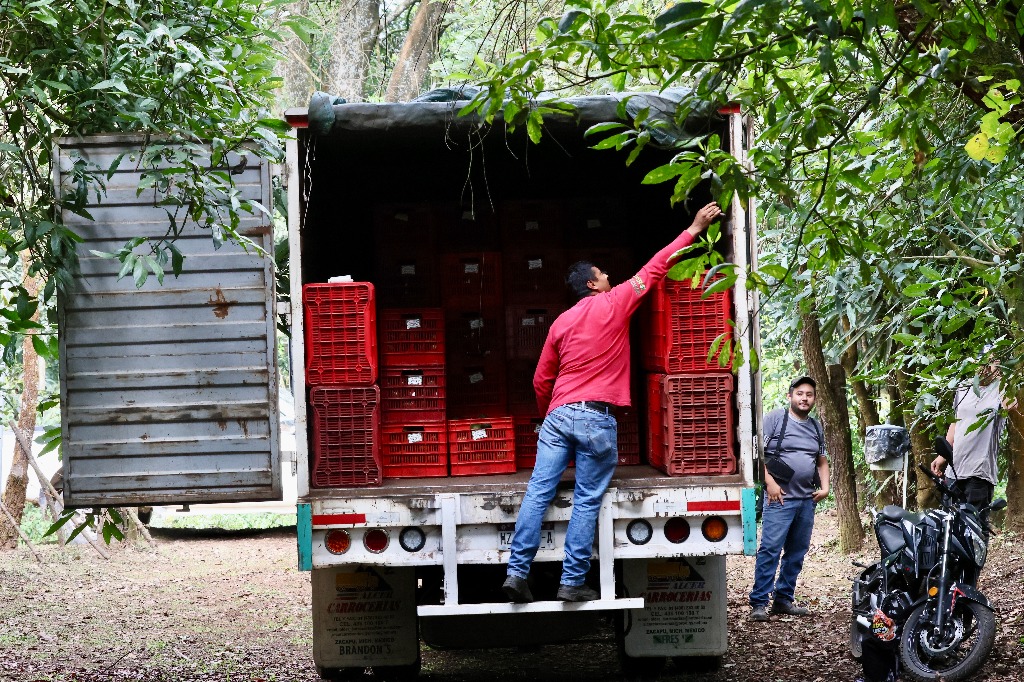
[748, 605, 770, 622]
[771, 599, 809, 616]
[502, 575, 534, 603]
[556, 583, 599, 602]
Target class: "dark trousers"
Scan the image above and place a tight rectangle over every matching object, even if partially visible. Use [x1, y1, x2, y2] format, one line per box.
[952, 477, 995, 528]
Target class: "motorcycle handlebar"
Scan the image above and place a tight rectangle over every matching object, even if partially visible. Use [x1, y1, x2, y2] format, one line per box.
[917, 464, 965, 504]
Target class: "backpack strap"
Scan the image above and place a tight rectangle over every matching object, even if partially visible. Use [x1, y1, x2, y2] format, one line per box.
[810, 417, 825, 458]
[767, 408, 789, 460]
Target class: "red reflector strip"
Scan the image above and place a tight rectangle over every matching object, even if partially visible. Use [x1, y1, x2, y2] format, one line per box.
[688, 500, 741, 512]
[717, 103, 742, 115]
[313, 513, 367, 526]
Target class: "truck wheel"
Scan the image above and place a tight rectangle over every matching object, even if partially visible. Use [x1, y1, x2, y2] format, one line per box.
[615, 611, 665, 680]
[672, 655, 721, 672]
[315, 666, 365, 681]
[373, 655, 421, 682]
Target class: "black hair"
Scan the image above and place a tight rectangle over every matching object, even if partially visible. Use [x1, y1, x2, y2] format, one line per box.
[566, 261, 597, 300]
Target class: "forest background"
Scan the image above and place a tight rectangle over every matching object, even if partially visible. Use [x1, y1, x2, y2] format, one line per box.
[0, 0, 1022, 554]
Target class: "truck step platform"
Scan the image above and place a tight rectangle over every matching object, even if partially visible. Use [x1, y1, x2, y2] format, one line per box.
[418, 597, 644, 616]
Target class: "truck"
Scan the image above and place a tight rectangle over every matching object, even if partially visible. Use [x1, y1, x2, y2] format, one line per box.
[54, 92, 761, 680]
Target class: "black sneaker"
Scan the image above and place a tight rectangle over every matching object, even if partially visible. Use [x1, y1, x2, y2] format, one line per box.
[771, 599, 810, 616]
[502, 575, 534, 603]
[748, 605, 770, 622]
[556, 583, 599, 602]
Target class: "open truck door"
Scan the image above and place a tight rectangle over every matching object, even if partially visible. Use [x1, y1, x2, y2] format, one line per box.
[55, 136, 281, 508]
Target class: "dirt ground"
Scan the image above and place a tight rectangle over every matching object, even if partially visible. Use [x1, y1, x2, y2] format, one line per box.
[1, 511, 1022, 682]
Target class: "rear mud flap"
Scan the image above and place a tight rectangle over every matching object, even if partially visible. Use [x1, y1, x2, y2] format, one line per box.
[621, 556, 727, 657]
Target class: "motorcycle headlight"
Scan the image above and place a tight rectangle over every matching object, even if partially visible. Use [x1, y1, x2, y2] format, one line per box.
[966, 525, 987, 567]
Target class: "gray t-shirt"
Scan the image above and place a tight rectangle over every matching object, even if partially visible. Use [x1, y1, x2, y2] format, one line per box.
[763, 407, 827, 500]
[949, 380, 1004, 485]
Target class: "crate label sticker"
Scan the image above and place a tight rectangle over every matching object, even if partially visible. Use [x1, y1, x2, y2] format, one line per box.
[533, 423, 542, 434]
[395, 212, 409, 222]
[400, 265, 416, 276]
[406, 432, 423, 444]
[471, 428, 488, 441]
[521, 316, 537, 327]
[469, 317, 484, 330]
[525, 220, 540, 231]
[406, 375, 423, 386]
[462, 210, 474, 220]
[405, 317, 421, 330]
[527, 259, 543, 270]
[468, 372, 484, 384]
[587, 218, 602, 229]
[463, 263, 480, 274]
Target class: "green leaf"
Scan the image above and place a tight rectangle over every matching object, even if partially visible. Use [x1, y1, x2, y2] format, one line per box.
[43, 511, 76, 537]
[892, 333, 918, 346]
[526, 115, 542, 144]
[965, 133, 989, 161]
[31, 334, 48, 358]
[654, 2, 707, 29]
[941, 316, 970, 335]
[759, 264, 787, 280]
[642, 164, 685, 185]
[584, 122, 627, 137]
[902, 282, 932, 297]
[558, 10, 584, 33]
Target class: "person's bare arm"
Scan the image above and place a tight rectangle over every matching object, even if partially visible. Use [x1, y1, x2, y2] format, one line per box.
[764, 471, 785, 505]
[812, 458, 830, 503]
[931, 423, 955, 476]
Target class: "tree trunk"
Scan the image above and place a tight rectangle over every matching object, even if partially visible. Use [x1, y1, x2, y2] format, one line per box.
[322, 0, 382, 102]
[0, 260, 42, 550]
[841, 328, 894, 506]
[273, 0, 314, 112]
[895, 369, 935, 510]
[1004, 391, 1024, 534]
[800, 308, 863, 552]
[385, 0, 443, 102]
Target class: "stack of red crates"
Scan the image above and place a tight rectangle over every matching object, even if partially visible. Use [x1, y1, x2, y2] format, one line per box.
[304, 283, 382, 487]
[448, 417, 516, 476]
[642, 274, 735, 476]
[378, 308, 448, 478]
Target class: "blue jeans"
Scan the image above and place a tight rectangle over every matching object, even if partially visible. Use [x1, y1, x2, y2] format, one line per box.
[507, 404, 619, 586]
[749, 497, 816, 607]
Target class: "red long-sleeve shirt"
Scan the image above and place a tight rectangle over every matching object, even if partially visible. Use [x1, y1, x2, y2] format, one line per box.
[533, 231, 696, 415]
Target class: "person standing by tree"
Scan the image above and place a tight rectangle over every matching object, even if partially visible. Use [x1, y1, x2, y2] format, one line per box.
[931, 361, 1016, 513]
[749, 376, 830, 622]
[501, 201, 723, 603]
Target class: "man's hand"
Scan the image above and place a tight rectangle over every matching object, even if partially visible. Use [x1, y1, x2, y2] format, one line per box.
[766, 479, 785, 505]
[812, 487, 830, 503]
[685, 201, 724, 237]
[930, 455, 947, 477]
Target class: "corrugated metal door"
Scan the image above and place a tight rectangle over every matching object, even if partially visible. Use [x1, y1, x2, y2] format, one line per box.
[56, 135, 281, 507]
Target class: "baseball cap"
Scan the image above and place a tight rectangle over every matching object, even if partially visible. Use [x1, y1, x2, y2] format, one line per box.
[789, 375, 816, 391]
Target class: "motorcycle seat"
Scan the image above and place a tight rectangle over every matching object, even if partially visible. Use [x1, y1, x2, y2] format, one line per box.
[881, 505, 926, 525]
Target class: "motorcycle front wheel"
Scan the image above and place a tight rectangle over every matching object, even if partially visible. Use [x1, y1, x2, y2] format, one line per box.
[899, 599, 996, 682]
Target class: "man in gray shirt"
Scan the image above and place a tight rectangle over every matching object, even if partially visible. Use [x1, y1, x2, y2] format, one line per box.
[748, 376, 831, 622]
[931, 364, 1014, 511]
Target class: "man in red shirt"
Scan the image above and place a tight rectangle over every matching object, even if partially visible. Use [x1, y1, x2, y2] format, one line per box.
[502, 201, 724, 602]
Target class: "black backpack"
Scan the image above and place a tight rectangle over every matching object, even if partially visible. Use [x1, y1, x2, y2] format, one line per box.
[763, 408, 824, 488]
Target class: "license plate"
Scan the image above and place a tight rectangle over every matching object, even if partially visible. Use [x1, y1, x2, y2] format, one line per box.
[498, 522, 555, 551]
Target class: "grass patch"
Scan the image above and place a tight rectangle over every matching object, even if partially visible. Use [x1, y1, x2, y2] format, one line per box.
[18, 503, 59, 546]
[151, 512, 297, 531]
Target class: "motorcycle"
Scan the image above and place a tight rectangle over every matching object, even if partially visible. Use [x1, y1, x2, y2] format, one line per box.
[850, 437, 1006, 682]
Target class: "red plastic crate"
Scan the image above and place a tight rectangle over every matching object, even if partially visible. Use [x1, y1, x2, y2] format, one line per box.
[303, 283, 378, 386]
[503, 248, 567, 304]
[446, 355, 507, 418]
[567, 197, 628, 244]
[374, 252, 439, 307]
[505, 304, 562, 360]
[379, 309, 445, 366]
[499, 200, 567, 250]
[642, 277, 733, 373]
[437, 202, 499, 251]
[374, 204, 437, 249]
[506, 358, 538, 416]
[448, 417, 517, 476]
[380, 424, 448, 478]
[310, 386, 381, 488]
[440, 253, 502, 307]
[647, 373, 736, 476]
[380, 366, 446, 424]
[445, 307, 505, 360]
[617, 408, 640, 465]
[514, 415, 545, 468]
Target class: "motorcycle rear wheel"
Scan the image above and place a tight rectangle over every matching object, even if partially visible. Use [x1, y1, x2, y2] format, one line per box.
[899, 599, 995, 682]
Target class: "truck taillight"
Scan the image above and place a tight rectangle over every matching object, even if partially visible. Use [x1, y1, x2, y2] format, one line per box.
[325, 530, 351, 555]
[664, 517, 691, 544]
[364, 528, 390, 553]
[626, 519, 653, 545]
[398, 527, 426, 552]
[701, 516, 728, 542]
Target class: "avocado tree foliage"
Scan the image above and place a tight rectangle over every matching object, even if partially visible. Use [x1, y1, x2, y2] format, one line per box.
[0, 0, 291, 542]
[459, 0, 1024, 527]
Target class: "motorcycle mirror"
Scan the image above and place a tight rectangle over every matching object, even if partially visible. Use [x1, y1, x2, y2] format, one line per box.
[934, 436, 954, 461]
[989, 498, 1007, 512]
